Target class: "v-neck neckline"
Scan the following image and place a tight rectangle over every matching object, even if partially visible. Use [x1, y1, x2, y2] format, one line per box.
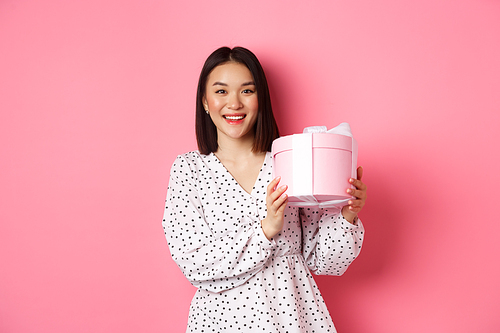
[210, 152, 269, 197]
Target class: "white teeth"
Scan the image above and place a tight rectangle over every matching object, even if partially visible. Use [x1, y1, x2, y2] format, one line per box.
[225, 115, 244, 120]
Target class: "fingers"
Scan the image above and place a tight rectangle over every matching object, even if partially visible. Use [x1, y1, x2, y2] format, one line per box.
[348, 197, 364, 206]
[357, 166, 363, 181]
[276, 190, 288, 204]
[267, 177, 288, 201]
[347, 199, 364, 212]
[346, 205, 362, 214]
[273, 192, 288, 212]
[345, 168, 367, 216]
[267, 176, 282, 193]
[268, 185, 288, 210]
[271, 185, 287, 200]
[347, 187, 366, 200]
[266, 177, 288, 213]
[349, 177, 367, 191]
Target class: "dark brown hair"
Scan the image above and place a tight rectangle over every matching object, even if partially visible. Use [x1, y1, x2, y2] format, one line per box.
[195, 46, 279, 154]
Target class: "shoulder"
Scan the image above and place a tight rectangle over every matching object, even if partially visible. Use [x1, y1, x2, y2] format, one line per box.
[172, 150, 211, 167]
[170, 150, 213, 178]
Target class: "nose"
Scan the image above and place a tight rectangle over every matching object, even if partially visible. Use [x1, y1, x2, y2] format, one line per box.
[227, 93, 243, 110]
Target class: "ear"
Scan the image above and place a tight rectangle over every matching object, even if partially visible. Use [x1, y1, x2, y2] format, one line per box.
[202, 96, 208, 109]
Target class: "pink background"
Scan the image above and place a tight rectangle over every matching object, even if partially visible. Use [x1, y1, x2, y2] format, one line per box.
[1, 0, 499, 332]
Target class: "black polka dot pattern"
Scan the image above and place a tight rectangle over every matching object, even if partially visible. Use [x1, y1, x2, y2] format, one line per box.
[162, 151, 364, 332]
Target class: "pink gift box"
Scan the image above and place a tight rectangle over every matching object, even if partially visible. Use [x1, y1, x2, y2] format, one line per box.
[271, 124, 358, 207]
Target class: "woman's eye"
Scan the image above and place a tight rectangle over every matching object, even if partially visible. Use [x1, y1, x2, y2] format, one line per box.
[215, 89, 226, 94]
[242, 89, 254, 94]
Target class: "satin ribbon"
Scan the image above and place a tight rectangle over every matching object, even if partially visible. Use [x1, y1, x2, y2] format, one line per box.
[287, 196, 350, 208]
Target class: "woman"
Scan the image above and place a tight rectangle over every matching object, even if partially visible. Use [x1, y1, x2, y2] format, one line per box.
[163, 46, 367, 333]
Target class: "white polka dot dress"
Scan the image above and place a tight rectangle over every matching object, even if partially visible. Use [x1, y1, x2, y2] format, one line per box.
[162, 151, 364, 333]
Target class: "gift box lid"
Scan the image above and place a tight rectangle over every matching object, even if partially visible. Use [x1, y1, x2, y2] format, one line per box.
[272, 132, 354, 156]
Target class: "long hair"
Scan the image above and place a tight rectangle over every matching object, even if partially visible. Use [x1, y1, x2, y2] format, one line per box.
[195, 46, 280, 154]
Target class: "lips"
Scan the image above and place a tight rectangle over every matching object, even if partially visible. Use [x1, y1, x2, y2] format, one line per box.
[222, 114, 247, 125]
[223, 114, 246, 121]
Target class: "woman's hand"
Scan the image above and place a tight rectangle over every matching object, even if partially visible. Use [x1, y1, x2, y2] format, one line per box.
[342, 166, 367, 224]
[261, 177, 288, 240]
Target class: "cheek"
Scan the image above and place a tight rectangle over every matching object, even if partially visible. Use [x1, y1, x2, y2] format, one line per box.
[248, 96, 259, 112]
[207, 96, 222, 109]
[208, 95, 225, 109]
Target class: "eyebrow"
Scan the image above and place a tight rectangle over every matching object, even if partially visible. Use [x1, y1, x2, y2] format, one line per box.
[212, 81, 255, 87]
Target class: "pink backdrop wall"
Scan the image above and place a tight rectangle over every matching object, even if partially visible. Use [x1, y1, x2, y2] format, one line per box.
[1, 0, 499, 332]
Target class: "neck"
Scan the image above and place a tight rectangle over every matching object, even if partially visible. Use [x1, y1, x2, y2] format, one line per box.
[215, 131, 259, 161]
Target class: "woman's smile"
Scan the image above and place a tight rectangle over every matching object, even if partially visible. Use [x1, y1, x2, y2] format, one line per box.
[223, 113, 247, 124]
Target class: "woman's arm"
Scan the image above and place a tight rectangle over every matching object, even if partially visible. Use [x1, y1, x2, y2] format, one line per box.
[301, 166, 367, 275]
[163, 155, 276, 293]
[301, 207, 364, 275]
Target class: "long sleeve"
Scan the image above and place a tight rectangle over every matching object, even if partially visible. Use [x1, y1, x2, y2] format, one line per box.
[300, 206, 364, 275]
[162, 154, 276, 293]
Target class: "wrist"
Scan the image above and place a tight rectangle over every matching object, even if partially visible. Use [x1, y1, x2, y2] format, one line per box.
[342, 206, 358, 225]
[261, 218, 279, 240]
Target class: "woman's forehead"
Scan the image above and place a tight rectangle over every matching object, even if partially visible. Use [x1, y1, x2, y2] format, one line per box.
[207, 62, 254, 85]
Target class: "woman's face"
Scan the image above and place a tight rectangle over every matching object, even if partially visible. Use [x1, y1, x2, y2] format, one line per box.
[203, 62, 259, 144]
